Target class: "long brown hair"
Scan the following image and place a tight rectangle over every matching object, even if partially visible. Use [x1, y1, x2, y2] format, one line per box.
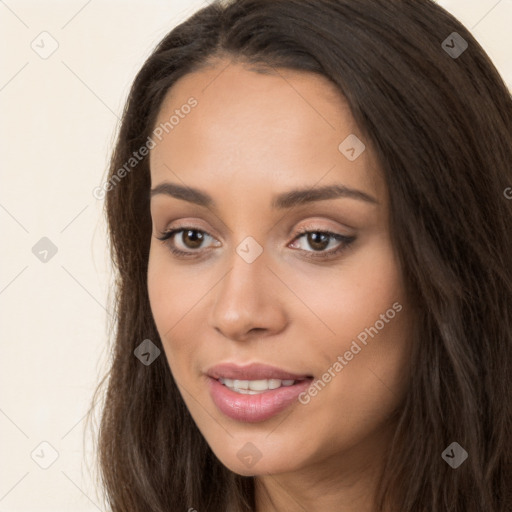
[88, 0, 512, 510]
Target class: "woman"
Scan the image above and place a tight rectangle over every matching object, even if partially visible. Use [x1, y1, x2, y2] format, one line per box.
[89, 0, 512, 510]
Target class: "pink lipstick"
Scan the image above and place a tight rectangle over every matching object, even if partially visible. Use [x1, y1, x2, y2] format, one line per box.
[206, 363, 313, 422]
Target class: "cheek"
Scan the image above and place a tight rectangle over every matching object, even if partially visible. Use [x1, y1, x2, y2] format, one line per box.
[310, 308, 411, 458]
[147, 241, 200, 326]
[147, 245, 191, 367]
[147, 245, 171, 330]
[298, 235, 411, 412]
[147, 243, 213, 382]
[294, 233, 406, 345]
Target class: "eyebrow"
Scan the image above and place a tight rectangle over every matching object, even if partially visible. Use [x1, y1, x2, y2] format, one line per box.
[150, 182, 378, 208]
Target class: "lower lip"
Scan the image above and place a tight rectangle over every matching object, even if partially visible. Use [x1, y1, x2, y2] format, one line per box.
[208, 377, 313, 423]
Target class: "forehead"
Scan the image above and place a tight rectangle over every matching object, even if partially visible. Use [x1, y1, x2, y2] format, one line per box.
[149, 59, 385, 206]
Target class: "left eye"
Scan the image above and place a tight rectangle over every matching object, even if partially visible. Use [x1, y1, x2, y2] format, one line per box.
[289, 229, 356, 259]
[156, 227, 355, 259]
[291, 230, 349, 253]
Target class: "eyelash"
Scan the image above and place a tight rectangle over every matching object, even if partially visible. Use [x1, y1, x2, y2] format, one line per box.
[156, 225, 356, 261]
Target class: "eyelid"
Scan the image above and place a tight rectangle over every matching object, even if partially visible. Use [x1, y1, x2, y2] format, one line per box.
[156, 221, 356, 261]
[159, 218, 353, 240]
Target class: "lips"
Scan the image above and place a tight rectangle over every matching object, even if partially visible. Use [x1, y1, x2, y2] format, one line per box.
[205, 362, 314, 422]
[206, 362, 313, 381]
[208, 377, 313, 422]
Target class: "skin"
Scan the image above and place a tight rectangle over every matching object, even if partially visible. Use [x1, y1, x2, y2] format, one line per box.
[147, 58, 412, 512]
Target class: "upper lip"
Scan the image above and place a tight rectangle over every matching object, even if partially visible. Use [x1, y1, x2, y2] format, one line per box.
[207, 362, 313, 381]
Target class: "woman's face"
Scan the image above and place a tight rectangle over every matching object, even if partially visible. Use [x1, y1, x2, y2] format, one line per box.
[147, 59, 412, 477]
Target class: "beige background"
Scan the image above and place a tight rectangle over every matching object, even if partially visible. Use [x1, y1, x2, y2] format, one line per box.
[0, 0, 510, 510]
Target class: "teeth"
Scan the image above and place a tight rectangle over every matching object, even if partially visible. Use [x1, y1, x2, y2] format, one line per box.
[268, 379, 281, 389]
[233, 379, 249, 389]
[219, 378, 298, 393]
[248, 379, 269, 391]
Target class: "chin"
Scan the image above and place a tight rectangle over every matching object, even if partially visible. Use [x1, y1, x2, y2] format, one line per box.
[204, 431, 310, 477]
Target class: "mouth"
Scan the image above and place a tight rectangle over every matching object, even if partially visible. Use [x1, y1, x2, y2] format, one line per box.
[206, 361, 313, 382]
[217, 377, 309, 394]
[206, 362, 314, 422]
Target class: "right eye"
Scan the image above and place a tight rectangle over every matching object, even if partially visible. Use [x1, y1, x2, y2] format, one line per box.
[156, 227, 220, 258]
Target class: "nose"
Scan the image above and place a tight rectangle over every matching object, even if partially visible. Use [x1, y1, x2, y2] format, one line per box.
[208, 246, 288, 342]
